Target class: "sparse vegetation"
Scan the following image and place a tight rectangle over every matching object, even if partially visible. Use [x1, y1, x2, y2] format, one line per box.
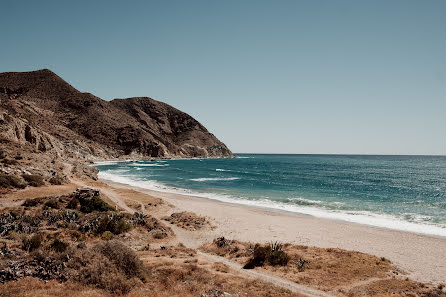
[243, 242, 290, 269]
[0, 174, 26, 189]
[68, 241, 145, 294]
[22, 174, 45, 187]
[1, 159, 18, 165]
[153, 231, 165, 239]
[49, 175, 65, 185]
[101, 231, 114, 241]
[162, 211, 209, 230]
[79, 196, 114, 213]
[44, 199, 60, 209]
[96, 216, 132, 235]
[66, 197, 79, 209]
[22, 234, 42, 252]
[51, 238, 69, 253]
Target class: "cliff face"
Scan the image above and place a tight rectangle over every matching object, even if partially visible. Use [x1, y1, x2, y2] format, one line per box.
[0, 69, 231, 182]
[0, 69, 232, 159]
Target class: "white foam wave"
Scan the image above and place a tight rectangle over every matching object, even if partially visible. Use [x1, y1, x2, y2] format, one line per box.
[216, 169, 231, 172]
[190, 177, 240, 182]
[93, 161, 122, 166]
[129, 163, 168, 167]
[98, 171, 446, 237]
[107, 169, 131, 174]
[287, 197, 323, 205]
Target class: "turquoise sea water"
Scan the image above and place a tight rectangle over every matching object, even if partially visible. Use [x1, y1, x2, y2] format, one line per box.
[95, 154, 446, 237]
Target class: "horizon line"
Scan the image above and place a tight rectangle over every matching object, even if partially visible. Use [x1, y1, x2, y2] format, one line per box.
[233, 153, 446, 157]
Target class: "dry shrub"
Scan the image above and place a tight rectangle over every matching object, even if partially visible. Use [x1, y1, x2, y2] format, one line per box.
[0, 277, 105, 297]
[22, 198, 42, 207]
[162, 211, 208, 230]
[69, 248, 136, 294]
[79, 196, 114, 213]
[1, 158, 18, 165]
[45, 199, 60, 209]
[68, 240, 145, 294]
[22, 234, 42, 252]
[51, 238, 68, 253]
[96, 216, 132, 235]
[101, 231, 114, 241]
[348, 278, 446, 297]
[22, 174, 45, 187]
[0, 174, 26, 189]
[94, 241, 146, 280]
[243, 243, 290, 269]
[49, 175, 65, 185]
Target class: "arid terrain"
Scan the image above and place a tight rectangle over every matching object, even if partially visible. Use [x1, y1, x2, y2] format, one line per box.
[0, 69, 445, 296]
[1, 173, 445, 297]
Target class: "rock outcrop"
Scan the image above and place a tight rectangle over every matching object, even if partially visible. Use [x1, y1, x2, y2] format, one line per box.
[0, 69, 232, 159]
[0, 69, 232, 182]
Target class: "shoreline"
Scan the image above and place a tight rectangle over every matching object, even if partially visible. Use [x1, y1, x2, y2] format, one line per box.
[96, 170, 446, 238]
[100, 177, 446, 285]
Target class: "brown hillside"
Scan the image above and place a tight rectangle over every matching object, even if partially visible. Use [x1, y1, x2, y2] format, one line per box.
[0, 69, 232, 159]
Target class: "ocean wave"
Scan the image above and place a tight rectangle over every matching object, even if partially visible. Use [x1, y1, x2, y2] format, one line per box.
[216, 168, 231, 172]
[190, 177, 240, 182]
[107, 169, 131, 174]
[286, 197, 323, 206]
[93, 161, 123, 166]
[98, 171, 446, 237]
[129, 163, 169, 167]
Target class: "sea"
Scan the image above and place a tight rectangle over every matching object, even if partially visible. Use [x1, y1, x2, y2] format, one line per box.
[94, 154, 446, 237]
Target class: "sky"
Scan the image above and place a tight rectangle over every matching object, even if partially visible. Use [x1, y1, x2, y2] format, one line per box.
[1, 0, 445, 155]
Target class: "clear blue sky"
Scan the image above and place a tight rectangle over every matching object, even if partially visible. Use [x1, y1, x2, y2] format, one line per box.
[1, 0, 445, 155]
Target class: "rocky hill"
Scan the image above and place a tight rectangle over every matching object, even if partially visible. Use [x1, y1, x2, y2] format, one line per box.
[0, 69, 232, 182]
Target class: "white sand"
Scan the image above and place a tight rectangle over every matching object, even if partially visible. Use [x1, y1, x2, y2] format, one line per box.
[103, 179, 446, 285]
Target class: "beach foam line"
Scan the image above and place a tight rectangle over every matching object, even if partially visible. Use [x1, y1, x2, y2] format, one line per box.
[93, 160, 124, 166]
[98, 171, 446, 237]
[129, 163, 169, 167]
[190, 177, 240, 182]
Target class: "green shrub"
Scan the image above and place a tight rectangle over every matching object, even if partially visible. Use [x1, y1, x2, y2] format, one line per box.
[0, 174, 26, 189]
[51, 238, 69, 253]
[22, 234, 42, 252]
[79, 196, 114, 213]
[22, 174, 45, 187]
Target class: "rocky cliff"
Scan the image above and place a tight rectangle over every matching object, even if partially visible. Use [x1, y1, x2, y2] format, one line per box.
[0, 69, 232, 182]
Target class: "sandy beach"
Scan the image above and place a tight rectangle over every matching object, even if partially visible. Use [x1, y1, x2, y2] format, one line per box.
[102, 178, 446, 285]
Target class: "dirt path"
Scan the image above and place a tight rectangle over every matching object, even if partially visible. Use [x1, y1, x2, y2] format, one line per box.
[83, 180, 336, 297]
[197, 251, 335, 297]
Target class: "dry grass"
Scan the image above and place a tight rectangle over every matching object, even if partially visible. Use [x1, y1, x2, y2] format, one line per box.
[130, 261, 305, 297]
[0, 277, 106, 297]
[162, 211, 210, 230]
[0, 183, 78, 204]
[201, 239, 394, 291]
[68, 241, 145, 294]
[346, 278, 446, 297]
